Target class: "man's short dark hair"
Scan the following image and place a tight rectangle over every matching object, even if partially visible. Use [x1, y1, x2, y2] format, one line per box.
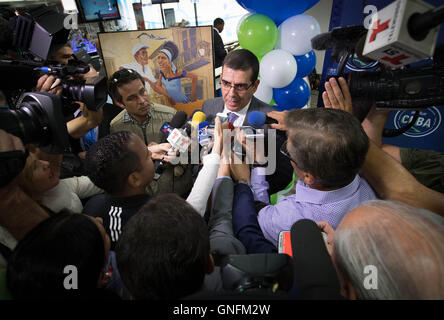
[108, 68, 145, 104]
[222, 49, 259, 83]
[7, 210, 105, 299]
[116, 194, 210, 300]
[213, 18, 224, 27]
[286, 108, 369, 188]
[85, 131, 142, 195]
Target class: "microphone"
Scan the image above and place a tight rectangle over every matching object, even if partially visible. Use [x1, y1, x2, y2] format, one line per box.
[182, 110, 206, 136]
[247, 111, 278, 128]
[197, 121, 212, 146]
[159, 111, 188, 141]
[155, 111, 189, 177]
[311, 25, 367, 63]
[290, 220, 343, 300]
[361, 0, 442, 68]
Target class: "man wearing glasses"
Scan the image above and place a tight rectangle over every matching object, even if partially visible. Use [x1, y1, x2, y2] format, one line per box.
[202, 49, 269, 127]
[234, 108, 378, 250]
[201, 49, 293, 195]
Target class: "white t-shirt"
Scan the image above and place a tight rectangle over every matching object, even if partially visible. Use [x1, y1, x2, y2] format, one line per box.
[41, 176, 103, 214]
[120, 61, 156, 94]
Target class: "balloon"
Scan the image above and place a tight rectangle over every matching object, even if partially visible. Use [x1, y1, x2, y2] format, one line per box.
[238, 14, 278, 57]
[254, 80, 273, 104]
[259, 49, 297, 88]
[235, 0, 320, 25]
[273, 77, 311, 109]
[277, 14, 321, 56]
[295, 50, 316, 78]
[236, 13, 252, 35]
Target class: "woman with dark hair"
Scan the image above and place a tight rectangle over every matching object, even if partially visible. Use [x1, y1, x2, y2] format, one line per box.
[155, 41, 198, 105]
[6, 211, 113, 299]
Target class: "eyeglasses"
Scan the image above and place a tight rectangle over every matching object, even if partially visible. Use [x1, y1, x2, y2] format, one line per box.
[280, 140, 298, 165]
[220, 79, 253, 92]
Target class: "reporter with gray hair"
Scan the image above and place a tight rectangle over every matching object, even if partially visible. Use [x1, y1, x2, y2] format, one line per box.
[320, 200, 444, 299]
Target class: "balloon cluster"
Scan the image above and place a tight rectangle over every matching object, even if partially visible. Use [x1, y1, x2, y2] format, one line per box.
[236, 0, 321, 110]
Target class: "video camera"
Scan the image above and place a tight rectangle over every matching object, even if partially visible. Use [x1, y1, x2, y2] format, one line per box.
[0, 6, 107, 153]
[312, 0, 444, 112]
[221, 253, 293, 295]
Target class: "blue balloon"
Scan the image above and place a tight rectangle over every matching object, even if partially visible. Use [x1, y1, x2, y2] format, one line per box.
[273, 77, 310, 110]
[235, 0, 320, 25]
[295, 50, 316, 78]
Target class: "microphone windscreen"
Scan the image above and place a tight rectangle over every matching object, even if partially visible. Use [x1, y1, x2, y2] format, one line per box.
[290, 219, 342, 299]
[191, 111, 206, 124]
[170, 111, 188, 128]
[311, 32, 334, 51]
[248, 111, 266, 127]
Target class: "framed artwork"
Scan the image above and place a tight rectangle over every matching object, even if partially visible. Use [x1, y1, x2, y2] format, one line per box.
[98, 26, 215, 116]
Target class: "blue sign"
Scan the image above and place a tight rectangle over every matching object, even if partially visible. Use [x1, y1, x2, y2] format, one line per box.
[393, 107, 442, 138]
[383, 107, 444, 151]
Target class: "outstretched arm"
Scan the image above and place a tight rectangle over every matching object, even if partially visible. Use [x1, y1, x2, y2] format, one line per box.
[323, 77, 444, 216]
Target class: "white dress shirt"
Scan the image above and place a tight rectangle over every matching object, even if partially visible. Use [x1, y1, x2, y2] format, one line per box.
[221, 99, 252, 127]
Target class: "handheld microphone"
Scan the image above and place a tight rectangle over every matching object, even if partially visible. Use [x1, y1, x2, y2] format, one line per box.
[156, 111, 189, 177]
[197, 121, 212, 146]
[166, 111, 192, 153]
[247, 111, 278, 128]
[290, 220, 342, 299]
[182, 110, 206, 136]
[159, 111, 188, 141]
[361, 0, 441, 68]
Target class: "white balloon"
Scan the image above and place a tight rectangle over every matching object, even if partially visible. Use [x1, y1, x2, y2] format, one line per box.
[254, 79, 273, 104]
[278, 14, 321, 56]
[259, 49, 297, 88]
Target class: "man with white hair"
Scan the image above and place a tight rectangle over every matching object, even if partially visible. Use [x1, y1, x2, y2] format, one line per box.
[320, 199, 444, 300]
[121, 43, 156, 95]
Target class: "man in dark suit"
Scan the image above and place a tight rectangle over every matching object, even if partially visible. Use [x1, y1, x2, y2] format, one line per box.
[213, 18, 227, 68]
[202, 49, 293, 195]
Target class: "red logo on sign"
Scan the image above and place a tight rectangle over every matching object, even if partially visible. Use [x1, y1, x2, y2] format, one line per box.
[369, 19, 391, 43]
[381, 54, 408, 65]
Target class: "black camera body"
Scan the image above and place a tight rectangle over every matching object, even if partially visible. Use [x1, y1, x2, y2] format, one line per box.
[0, 6, 107, 154]
[221, 253, 294, 295]
[348, 63, 444, 110]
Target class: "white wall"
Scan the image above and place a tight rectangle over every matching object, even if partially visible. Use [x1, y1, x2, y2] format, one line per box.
[304, 0, 333, 74]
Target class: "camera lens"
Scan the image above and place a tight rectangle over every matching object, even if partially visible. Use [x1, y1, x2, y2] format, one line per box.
[0, 100, 51, 146]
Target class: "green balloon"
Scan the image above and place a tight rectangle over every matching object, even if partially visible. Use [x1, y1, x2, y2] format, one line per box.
[237, 14, 278, 57]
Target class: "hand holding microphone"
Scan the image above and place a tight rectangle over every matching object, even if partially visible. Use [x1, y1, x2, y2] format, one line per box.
[148, 142, 173, 161]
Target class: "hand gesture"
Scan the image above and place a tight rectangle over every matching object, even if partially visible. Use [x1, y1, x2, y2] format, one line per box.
[322, 77, 353, 115]
[267, 110, 288, 131]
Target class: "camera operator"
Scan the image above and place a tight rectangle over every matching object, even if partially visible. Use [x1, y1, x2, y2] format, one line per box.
[34, 54, 104, 178]
[323, 77, 444, 194]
